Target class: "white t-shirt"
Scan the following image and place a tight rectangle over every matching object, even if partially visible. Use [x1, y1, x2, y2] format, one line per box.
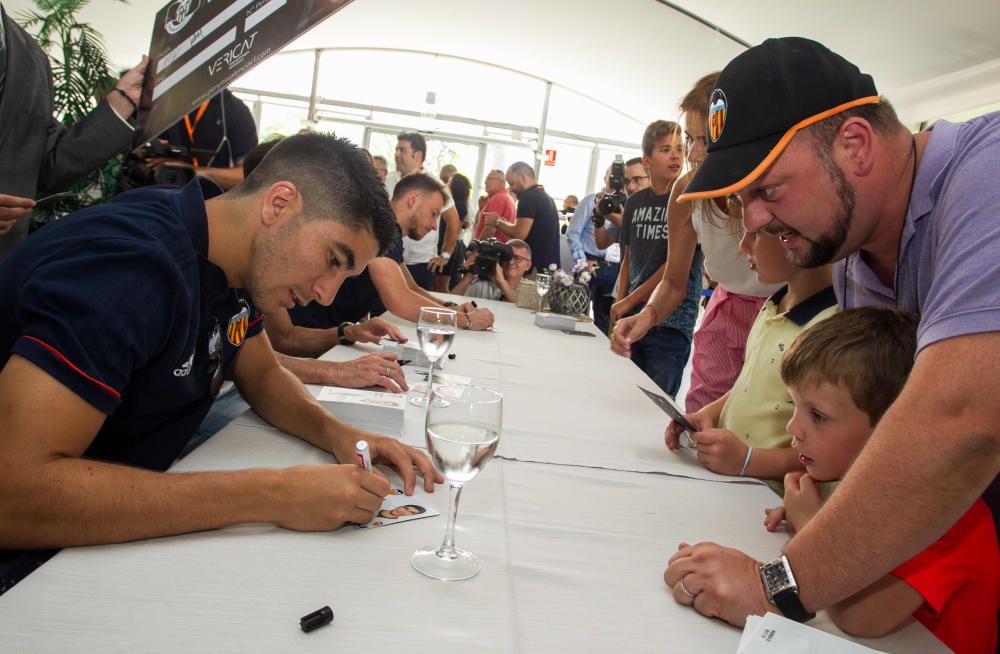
[464, 278, 504, 301]
[691, 202, 781, 297]
[402, 190, 455, 265]
[384, 170, 402, 199]
[386, 169, 456, 265]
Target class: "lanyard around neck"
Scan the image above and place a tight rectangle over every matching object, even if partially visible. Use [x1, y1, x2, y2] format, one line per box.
[183, 101, 211, 166]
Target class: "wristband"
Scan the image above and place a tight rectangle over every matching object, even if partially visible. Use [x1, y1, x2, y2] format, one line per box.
[738, 446, 753, 477]
[114, 87, 138, 118]
[439, 251, 451, 260]
[641, 303, 661, 323]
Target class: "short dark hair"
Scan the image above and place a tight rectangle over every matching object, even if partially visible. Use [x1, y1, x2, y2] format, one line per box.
[242, 138, 282, 177]
[397, 132, 427, 160]
[373, 155, 388, 165]
[449, 173, 471, 203]
[507, 161, 535, 179]
[641, 120, 682, 157]
[391, 170, 450, 205]
[780, 307, 918, 424]
[625, 157, 643, 168]
[232, 132, 396, 254]
[449, 173, 472, 220]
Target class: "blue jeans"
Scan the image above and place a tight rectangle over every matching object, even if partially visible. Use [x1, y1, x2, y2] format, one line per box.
[590, 259, 619, 337]
[180, 386, 250, 459]
[630, 326, 691, 399]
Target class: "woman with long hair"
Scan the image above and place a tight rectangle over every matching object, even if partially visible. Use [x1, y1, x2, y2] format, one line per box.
[437, 172, 471, 291]
[611, 73, 780, 412]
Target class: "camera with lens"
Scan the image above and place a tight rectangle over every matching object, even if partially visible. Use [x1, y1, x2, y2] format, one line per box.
[467, 238, 514, 280]
[593, 155, 627, 228]
[117, 140, 198, 192]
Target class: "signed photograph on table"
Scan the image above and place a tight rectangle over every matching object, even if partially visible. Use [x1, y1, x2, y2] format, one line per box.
[358, 489, 440, 530]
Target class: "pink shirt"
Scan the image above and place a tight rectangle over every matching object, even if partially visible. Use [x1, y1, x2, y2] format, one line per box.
[474, 188, 516, 243]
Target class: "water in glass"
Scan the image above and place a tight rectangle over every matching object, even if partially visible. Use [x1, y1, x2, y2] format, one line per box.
[411, 385, 502, 581]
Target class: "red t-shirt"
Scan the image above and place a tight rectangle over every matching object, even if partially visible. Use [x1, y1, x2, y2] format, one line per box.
[892, 499, 999, 654]
[474, 189, 516, 243]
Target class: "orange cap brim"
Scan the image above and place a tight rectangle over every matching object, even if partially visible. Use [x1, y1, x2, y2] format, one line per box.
[678, 96, 881, 203]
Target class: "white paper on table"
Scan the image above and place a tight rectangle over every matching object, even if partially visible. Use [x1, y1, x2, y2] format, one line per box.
[738, 614, 887, 654]
[316, 386, 406, 409]
[405, 370, 472, 387]
[431, 372, 472, 385]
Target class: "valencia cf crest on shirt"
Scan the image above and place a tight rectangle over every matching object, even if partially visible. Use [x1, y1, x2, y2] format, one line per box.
[226, 300, 250, 346]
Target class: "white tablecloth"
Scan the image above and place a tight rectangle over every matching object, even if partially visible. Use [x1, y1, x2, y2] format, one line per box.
[0, 297, 948, 653]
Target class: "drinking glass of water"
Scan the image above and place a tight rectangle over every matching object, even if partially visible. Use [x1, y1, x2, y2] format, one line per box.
[411, 385, 502, 581]
[409, 307, 458, 408]
[535, 273, 551, 311]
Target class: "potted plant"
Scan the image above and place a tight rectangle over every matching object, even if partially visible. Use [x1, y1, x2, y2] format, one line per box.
[17, 0, 127, 230]
[544, 259, 598, 317]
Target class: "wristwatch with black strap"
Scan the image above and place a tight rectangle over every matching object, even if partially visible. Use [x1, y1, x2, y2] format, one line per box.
[337, 321, 355, 346]
[759, 555, 815, 623]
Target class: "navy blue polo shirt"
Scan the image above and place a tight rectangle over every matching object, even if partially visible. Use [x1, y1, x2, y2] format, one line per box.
[0, 178, 263, 471]
[289, 222, 403, 328]
[516, 184, 560, 272]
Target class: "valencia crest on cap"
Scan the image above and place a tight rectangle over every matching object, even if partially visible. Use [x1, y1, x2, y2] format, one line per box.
[708, 89, 727, 143]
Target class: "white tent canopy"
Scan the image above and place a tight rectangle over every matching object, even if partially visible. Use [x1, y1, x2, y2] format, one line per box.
[7, 0, 1000, 124]
[7, 0, 1000, 199]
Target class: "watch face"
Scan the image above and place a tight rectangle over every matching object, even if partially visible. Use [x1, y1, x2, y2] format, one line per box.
[762, 559, 793, 594]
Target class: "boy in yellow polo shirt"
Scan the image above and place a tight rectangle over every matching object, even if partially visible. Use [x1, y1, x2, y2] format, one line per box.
[665, 229, 835, 493]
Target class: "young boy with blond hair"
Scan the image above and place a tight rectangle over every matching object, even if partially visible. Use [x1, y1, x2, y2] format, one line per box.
[665, 228, 836, 493]
[766, 307, 998, 653]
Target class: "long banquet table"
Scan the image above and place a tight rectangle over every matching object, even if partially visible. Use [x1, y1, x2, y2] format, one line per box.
[0, 297, 948, 653]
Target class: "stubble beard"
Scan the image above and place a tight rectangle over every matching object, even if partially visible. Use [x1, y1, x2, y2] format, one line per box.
[246, 220, 295, 312]
[790, 161, 856, 269]
[245, 233, 272, 310]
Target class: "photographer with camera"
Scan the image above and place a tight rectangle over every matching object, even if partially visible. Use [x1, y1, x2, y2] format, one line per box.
[568, 158, 649, 334]
[593, 157, 649, 250]
[451, 239, 533, 302]
[123, 89, 258, 192]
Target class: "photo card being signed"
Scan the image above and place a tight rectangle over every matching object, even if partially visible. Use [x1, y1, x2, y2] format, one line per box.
[358, 488, 440, 530]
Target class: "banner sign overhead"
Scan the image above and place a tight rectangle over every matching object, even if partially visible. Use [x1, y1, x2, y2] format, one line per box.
[138, 0, 353, 142]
